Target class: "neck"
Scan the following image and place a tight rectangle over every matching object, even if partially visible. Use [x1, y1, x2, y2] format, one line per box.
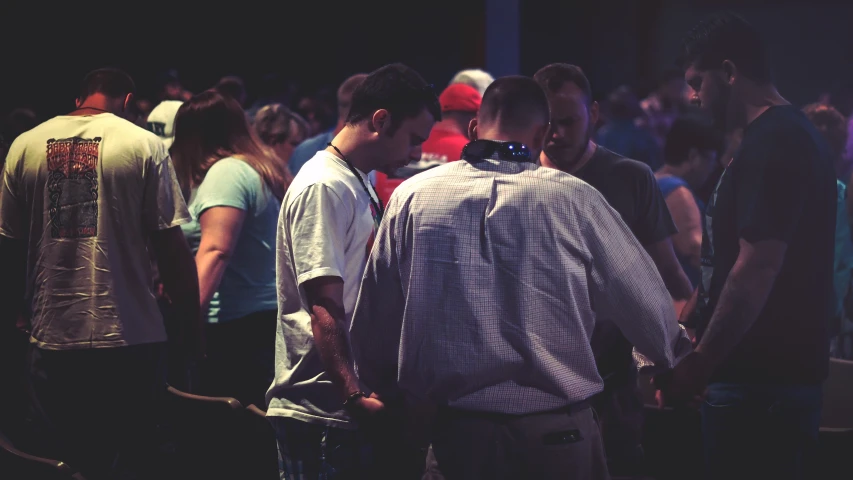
[434, 116, 469, 136]
[540, 140, 596, 174]
[71, 94, 120, 116]
[327, 125, 374, 173]
[736, 83, 789, 129]
[333, 117, 347, 136]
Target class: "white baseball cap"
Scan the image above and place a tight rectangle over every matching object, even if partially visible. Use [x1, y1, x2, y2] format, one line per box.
[449, 69, 495, 97]
[146, 100, 183, 149]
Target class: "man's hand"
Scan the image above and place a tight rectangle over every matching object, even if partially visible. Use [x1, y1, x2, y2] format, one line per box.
[655, 351, 712, 409]
[346, 392, 386, 423]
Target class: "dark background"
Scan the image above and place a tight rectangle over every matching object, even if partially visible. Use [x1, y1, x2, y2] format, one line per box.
[2, 0, 851, 119]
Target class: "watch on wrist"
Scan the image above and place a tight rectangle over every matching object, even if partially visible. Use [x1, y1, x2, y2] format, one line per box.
[343, 390, 367, 407]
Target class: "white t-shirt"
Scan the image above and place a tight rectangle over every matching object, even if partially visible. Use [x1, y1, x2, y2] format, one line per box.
[266, 150, 379, 428]
[0, 113, 190, 350]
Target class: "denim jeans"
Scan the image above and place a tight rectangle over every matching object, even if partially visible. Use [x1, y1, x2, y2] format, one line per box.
[269, 417, 373, 480]
[701, 382, 822, 480]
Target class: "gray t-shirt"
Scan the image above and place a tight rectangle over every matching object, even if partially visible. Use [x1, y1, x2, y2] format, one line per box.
[0, 113, 190, 349]
[266, 151, 379, 428]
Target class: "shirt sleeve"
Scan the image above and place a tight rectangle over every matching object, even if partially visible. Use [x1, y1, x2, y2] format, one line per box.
[735, 134, 810, 244]
[583, 190, 691, 370]
[142, 145, 191, 231]
[192, 158, 258, 216]
[0, 147, 21, 239]
[350, 193, 405, 397]
[631, 164, 678, 245]
[287, 183, 350, 285]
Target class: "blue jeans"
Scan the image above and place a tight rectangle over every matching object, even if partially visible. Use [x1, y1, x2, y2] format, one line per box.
[701, 382, 822, 480]
[269, 417, 373, 480]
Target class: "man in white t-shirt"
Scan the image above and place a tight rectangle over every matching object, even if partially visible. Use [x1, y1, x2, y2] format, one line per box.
[0, 67, 201, 479]
[267, 63, 441, 478]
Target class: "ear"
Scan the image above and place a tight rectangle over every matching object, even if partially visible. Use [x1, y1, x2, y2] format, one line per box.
[721, 60, 736, 85]
[589, 100, 600, 127]
[370, 109, 390, 134]
[468, 117, 478, 141]
[123, 93, 134, 112]
[75, 97, 82, 108]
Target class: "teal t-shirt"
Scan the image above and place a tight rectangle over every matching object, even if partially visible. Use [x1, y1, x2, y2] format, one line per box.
[181, 157, 280, 323]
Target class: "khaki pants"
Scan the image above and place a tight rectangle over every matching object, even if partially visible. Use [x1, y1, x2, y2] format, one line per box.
[425, 403, 610, 480]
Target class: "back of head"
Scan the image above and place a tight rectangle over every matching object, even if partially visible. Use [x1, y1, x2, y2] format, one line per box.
[606, 85, 643, 121]
[533, 63, 593, 104]
[346, 63, 442, 133]
[478, 76, 550, 133]
[802, 103, 849, 161]
[254, 103, 299, 145]
[79, 67, 135, 102]
[215, 76, 247, 106]
[171, 89, 287, 200]
[337, 73, 369, 119]
[664, 113, 724, 166]
[450, 69, 495, 96]
[679, 11, 771, 84]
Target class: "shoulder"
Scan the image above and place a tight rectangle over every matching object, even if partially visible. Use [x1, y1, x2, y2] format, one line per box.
[656, 175, 689, 196]
[293, 131, 331, 155]
[593, 146, 655, 180]
[289, 152, 353, 197]
[103, 115, 171, 163]
[208, 156, 258, 177]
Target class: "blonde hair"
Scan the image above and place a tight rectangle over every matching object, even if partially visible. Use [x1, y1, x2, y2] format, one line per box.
[254, 103, 308, 146]
[170, 90, 291, 201]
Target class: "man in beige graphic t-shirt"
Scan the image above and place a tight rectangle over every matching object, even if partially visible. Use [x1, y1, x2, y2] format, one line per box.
[0, 67, 201, 479]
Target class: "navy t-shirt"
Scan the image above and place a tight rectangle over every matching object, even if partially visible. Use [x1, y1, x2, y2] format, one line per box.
[693, 105, 835, 384]
[575, 146, 677, 384]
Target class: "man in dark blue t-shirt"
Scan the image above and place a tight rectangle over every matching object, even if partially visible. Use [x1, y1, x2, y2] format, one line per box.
[660, 12, 836, 480]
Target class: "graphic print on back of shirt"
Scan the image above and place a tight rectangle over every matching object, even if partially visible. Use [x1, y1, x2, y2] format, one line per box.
[46, 137, 101, 238]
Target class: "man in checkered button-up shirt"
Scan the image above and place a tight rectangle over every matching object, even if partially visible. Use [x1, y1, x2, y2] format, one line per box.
[350, 76, 690, 479]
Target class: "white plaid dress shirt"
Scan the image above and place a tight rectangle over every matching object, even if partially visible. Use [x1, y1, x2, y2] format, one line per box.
[350, 156, 689, 414]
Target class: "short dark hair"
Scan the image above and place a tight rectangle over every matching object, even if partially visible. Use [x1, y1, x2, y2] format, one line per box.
[664, 113, 724, 166]
[346, 63, 442, 132]
[533, 63, 593, 104]
[215, 76, 247, 103]
[678, 11, 771, 84]
[79, 67, 135, 101]
[479, 76, 550, 130]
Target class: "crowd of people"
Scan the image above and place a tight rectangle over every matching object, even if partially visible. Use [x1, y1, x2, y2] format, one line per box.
[1, 10, 852, 480]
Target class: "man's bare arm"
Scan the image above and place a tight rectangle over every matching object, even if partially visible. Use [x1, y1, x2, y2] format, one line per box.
[150, 226, 203, 359]
[695, 238, 786, 368]
[305, 276, 361, 398]
[644, 237, 695, 314]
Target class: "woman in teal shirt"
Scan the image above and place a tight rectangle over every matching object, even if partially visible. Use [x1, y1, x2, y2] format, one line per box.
[171, 90, 290, 406]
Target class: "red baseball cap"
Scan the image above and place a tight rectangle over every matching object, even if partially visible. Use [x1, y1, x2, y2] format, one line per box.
[439, 83, 482, 113]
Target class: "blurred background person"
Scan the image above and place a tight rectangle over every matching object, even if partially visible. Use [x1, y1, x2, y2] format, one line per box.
[254, 102, 309, 172]
[448, 68, 495, 96]
[0, 107, 38, 168]
[288, 73, 368, 175]
[215, 75, 249, 108]
[596, 85, 663, 170]
[803, 102, 853, 360]
[170, 90, 289, 408]
[655, 113, 724, 288]
[640, 67, 691, 148]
